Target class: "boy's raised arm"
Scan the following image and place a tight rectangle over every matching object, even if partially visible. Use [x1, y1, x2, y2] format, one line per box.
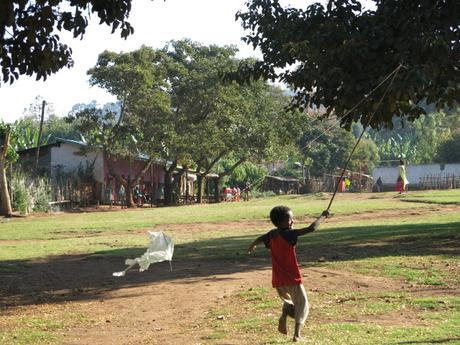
[296, 210, 330, 236]
[247, 234, 266, 254]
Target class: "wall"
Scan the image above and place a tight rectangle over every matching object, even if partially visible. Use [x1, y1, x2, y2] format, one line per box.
[372, 163, 460, 187]
[50, 143, 104, 183]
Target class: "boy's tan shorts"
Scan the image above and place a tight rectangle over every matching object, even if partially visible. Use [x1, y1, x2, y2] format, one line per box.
[276, 284, 309, 324]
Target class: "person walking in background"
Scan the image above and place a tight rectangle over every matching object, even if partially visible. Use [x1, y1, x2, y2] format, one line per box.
[398, 159, 409, 193]
[118, 184, 126, 208]
[396, 176, 404, 194]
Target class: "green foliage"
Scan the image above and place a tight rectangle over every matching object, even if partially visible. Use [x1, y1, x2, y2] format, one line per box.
[33, 178, 52, 212]
[349, 138, 380, 174]
[437, 130, 460, 163]
[14, 123, 51, 150]
[76, 41, 302, 203]
[271, 159, 302, 178]
[368, 111, 452, 164]
[236, 0, 459, 128]
[300, 121, 355, 176]
[225, 160, 268, 189]
[14, 96, 81, 149]
[10, 168, 51, 214]
[0, 122, 18, 162]
[1, 0, 134, 84]
[11, 181, 30, 215]
[250, 190, 276, 198]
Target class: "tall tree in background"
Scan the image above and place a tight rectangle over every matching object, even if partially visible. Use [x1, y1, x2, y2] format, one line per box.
[70, 47, 172, 207]
[78, 41, 307, 205]
[237, 0, 459, 129]
[1, 0, 134, 84]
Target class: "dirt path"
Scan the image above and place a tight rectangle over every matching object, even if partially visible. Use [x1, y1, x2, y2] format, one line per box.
[60, 262, 457, 345]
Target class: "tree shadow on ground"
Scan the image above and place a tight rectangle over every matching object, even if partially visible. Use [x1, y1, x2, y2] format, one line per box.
[396, 338, 460, 344]
[1, 221, 458, 308]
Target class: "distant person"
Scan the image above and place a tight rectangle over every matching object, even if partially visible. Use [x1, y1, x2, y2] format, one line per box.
[133, 184, 143, 206]
[223, 187, 232, 202]
[396, 176, 404, 194]
[398, 159, 409, 192]
[247, 206, 329, 342]
[235, 186, 241, 201]
[344, 177, 351, 191]
[376, 177, 384, 192]
[118, 184, 126, 208]
[244, 181, 251, 201]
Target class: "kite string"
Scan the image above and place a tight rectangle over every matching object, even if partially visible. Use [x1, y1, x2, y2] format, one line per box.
[302, 63, 405, 150]
[325, 64, 403, 212]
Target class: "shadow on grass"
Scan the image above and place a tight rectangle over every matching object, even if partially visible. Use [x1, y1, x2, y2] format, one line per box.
[396, 337, 460, 344]
[401, 199, 460, 205]
[1, 220, 458, 308]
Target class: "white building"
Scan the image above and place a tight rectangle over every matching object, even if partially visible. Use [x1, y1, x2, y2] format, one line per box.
[372, 163, 460, 190]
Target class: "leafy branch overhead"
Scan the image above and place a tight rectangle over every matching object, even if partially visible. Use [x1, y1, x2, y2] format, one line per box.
[236, 0, 460, 128]
[0, 0, 134, 84]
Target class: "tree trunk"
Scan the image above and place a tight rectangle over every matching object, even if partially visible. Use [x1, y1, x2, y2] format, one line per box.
[164, 170, 172, 205]
[0, 159, 12, 216]
[184, 165, 189, 204]
[197, 174, 204, 203]
[173, 169, 184, 205]
[214, 176, 221, 203]
[163, 161, 176, 206]
[213, 158, 246, 203]
[105, 152, 155, 209]
[125, 177, 136, 208]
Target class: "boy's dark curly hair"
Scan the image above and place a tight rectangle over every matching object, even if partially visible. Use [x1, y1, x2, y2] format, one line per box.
[270, 206, 291, 227]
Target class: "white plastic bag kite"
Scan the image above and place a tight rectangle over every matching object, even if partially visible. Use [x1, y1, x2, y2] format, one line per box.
[113, 231, 174, 277]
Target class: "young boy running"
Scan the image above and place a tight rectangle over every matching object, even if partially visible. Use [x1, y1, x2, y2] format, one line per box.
[248, 206, 329, 342]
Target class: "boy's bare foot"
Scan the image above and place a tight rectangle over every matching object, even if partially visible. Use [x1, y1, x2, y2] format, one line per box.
[293, 335, 302, 342]
[278, 317, 287, 335]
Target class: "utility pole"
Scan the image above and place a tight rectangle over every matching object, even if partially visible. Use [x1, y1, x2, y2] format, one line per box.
[35, 100, 46, 171]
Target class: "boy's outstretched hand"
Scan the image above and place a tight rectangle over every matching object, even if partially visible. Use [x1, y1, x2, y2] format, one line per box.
[321, 210, 330, 218]
[247, 243, 257, 254]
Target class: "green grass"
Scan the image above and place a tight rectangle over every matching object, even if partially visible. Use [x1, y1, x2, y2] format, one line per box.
[401, 189, 460, 204]
[0, 191, 455, 260]
[0, 312, 91, 345]
[204, 289, 460, 345]
[0, 193, 435, 241]
[1, 190, 460, 345]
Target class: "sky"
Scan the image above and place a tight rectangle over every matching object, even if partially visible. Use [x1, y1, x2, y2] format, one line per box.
[0, 0, 372, 123]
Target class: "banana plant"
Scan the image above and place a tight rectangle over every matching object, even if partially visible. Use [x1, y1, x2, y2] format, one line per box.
[14, 126, 51, 151]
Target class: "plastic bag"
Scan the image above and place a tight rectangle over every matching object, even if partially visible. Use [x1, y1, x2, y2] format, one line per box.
[113, 231, 174, 277]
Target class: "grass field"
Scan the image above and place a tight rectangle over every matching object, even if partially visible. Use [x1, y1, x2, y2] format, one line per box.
[0, 190, 459, 344]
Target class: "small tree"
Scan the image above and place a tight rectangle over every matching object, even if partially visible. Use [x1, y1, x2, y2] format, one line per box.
[0, 123, 18, 216]
[437, 131, 460, 164]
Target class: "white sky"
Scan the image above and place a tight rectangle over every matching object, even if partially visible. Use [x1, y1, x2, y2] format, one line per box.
[0, 0, 372, 123]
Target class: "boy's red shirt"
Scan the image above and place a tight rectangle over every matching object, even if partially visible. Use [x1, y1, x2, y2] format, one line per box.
[269, 232, 302, 287]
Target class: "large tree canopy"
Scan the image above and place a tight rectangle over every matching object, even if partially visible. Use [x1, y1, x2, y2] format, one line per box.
[0, 0, 134, 84]
[237, 0, 460, 128]
[73, 41, 304, 204]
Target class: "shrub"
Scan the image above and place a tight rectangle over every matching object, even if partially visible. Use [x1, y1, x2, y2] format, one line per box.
[33, 178, 52, 212]
[12, 183, 30, 215]
[10, 168, 52, 214]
